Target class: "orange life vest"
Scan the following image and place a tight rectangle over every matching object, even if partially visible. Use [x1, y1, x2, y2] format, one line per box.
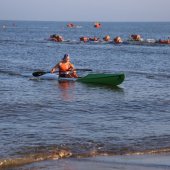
[59, 62, 73, 72]
[59, 62, 78, 78]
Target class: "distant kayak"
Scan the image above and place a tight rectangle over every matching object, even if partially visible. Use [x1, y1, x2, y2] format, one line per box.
[33, 73, 125, 86]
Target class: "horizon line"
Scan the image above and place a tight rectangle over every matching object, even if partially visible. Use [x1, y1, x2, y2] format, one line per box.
[0, 19, 170, 23]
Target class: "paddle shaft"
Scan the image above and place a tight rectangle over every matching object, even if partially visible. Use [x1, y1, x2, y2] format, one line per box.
[32, 68, 92, 77]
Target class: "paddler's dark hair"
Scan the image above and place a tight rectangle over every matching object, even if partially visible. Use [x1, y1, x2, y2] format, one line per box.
[63, 54, 69, 60]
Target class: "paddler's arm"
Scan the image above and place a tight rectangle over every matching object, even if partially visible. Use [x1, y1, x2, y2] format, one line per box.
[67, 63, 78, 78]
[68, 63, 75, 71]
[50, 63, 60, 73]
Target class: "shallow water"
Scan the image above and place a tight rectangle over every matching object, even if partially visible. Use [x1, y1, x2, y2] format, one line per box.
[0, 21, 170, 168]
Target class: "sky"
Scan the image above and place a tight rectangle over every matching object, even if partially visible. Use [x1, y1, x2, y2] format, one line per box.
[0, 0, 170, 22]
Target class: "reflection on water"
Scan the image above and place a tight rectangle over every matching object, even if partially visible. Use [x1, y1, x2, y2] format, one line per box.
[79, 82, 125, 92]
[57, 81, 76, 101]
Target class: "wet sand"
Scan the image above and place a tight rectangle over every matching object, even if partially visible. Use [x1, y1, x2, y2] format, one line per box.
[17, 153, 170, 170]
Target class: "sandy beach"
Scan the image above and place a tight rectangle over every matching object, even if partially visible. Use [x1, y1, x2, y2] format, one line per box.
[15, 153, 170, 170]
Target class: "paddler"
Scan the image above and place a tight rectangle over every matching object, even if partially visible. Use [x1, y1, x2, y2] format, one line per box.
[103, 35, 111, 42]
[50, 54, 78, 78]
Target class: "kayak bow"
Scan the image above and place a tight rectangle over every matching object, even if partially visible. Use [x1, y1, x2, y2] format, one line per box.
[77, 73, 125, 86]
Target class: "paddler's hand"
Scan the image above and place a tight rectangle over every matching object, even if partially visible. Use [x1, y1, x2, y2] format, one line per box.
[50, 68, 55, 73]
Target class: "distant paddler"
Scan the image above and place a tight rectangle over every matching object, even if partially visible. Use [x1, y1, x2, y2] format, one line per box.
[80, 36, 89, 43]
[67, 23, 75, 28]
[103, 35, 111, 42]
[114, 36, 123, 44]
[94, 22, 101, 28]
[89, 36, 100, 42]
[49, 34, 64, 42]
[50, 54, 78, 78]
[157, 38, 170, 44]
[130, 34, 143, 41]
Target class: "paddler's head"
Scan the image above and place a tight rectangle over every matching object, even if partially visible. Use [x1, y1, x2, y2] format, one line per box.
[63, 54, 70, 62]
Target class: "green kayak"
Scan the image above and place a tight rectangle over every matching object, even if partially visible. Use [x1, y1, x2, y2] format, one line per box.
[77, 73, 125, 86]
[32, 70, 125, 86]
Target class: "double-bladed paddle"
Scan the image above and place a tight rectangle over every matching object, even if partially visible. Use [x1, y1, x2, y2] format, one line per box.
[32, 69, 92, 77]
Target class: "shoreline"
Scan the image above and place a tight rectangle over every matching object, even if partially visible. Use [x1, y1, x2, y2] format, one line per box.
[13, 153, 170, 170]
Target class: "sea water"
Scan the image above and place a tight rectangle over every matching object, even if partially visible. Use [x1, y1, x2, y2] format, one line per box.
[0, 21, 170, 169]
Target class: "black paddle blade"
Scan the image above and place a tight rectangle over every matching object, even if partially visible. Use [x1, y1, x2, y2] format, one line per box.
[32, 71, 47, 77]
